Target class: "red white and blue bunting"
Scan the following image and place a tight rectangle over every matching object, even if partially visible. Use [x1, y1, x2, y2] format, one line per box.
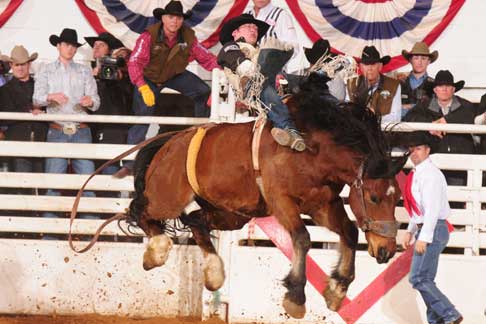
[0, 0, 23, 28]
[286, 0, 466, 71]
[75, 0, 249, 49]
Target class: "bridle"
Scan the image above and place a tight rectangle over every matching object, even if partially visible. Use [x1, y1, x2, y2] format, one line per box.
[351, 162, 398, 238]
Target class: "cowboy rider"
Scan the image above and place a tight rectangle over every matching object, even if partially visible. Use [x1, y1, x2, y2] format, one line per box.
[217, 14, 305, 151]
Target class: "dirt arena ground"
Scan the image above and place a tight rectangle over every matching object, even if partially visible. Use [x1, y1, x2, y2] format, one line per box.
[0, 315, 227, 324]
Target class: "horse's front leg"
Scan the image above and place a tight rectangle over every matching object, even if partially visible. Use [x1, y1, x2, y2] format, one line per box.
[311, 198, 358, 311]
[274, 201, 311, 319]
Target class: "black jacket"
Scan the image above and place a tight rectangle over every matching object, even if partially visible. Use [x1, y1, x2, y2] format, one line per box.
[0, 77, 47, 142]
[408, 96, 478, 154]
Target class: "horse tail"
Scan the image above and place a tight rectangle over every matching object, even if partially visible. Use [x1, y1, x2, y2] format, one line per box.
[127, 135, 175, 227]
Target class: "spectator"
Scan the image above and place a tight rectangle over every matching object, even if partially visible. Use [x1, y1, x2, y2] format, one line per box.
[217, 14, 305, 151]
[0, 50, 9, 87]
[401, 42, 437, 118]
[0, 45, 47, 182]
[116, 0, 219, 178]
[401, 131, 463, 324]
[246, 0, 302, 89]
[84, 32, 132, 177]
[406, 70, 476, 186]
[302, 38, 346, 102]
[33, 28, 100, 219]
[346, 46, 401, 123]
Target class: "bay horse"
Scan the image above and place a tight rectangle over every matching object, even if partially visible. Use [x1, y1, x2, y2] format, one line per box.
[127, 74, 406, 318]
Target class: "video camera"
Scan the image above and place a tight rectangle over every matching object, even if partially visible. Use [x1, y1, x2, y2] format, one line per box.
[97, 56, 126, 80]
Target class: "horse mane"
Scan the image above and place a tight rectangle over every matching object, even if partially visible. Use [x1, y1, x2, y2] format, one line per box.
[294, 73, 392, 177]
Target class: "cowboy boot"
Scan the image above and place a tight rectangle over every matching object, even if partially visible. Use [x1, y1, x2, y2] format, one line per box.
[271, 127, 306, 152]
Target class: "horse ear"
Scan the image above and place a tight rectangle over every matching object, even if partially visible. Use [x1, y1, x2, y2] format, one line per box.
[365, 154, 408, 178]
[389, 154, 409, 176]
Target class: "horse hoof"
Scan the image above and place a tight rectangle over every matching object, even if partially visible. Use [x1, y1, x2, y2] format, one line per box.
[142, 234, 173, 271]
[282, 297, 306, 319]
[204, 253, 225, 291]
[323, 286, 344, 311]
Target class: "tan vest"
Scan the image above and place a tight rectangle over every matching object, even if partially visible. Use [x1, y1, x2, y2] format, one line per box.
[347, 75, 399, 115]
[143, 22, 196, 84]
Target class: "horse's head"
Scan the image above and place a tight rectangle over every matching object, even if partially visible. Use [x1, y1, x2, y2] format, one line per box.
[348, 156, 407, 264]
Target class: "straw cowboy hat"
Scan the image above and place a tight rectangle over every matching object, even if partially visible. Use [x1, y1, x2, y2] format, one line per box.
[3, 45, 38, 64]
[84, 32, 124, 51]
[359, 45, 390, 65]
[304, 38, 335, 65]
[402, 42, 438, 63]
[153, 1, 192, 20]
[219, 14, 269, 45]
[49, 28, 82, 47]
[432, 70, 465, 92]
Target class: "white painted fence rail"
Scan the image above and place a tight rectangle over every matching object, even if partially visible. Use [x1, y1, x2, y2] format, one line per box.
[0, 114, 485, 323]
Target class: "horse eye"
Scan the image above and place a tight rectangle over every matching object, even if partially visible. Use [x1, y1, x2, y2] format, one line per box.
[370, 195, 380, 204]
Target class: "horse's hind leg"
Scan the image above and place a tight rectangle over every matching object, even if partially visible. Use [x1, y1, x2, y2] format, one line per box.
[138, 217, 174, 271]
[181, 209, 225, 291]
[311, 198, 358, 311]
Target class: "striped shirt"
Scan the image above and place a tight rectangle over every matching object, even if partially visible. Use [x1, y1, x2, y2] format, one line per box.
[33, 59, 100, 125]
[247, 3, 302, 74]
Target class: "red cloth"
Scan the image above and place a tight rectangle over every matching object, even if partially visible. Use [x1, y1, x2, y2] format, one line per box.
[403, 170, 454, 233]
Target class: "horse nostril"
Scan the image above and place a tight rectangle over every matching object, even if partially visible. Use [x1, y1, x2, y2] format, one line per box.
[377, 247, 389, 264]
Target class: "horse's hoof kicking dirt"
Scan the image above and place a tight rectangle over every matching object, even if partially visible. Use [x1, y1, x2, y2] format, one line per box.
[282, 297, 306, 319]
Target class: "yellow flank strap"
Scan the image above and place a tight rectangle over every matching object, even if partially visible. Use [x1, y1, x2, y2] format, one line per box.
[186, 127, 207, 196]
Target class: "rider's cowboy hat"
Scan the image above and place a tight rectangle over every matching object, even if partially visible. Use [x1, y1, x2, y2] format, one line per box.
[432, 70, 465, 92]
[403, 131, 440, 154]
[219, 14, 269, 45]
[304, 38, 335, 65]
[153, 1, 192, 20]
[358, 45, 390, 65]
[2, 45, 38, 64]
[49, 28, 82, 47]
[402, 42, 438, 63]
[84, 32, 124, 51]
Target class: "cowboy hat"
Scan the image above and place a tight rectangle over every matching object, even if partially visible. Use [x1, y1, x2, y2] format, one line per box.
[49, 28, 82, 47]
[433, 70, 465, 92]
[219, 14, 269, 45]
[402, 131, 440, 154]
[3, 45, 38, 64]
[359, 45, 390, 65]
[402, 42, 438, 63]
[153, 1, 192, 20]
[304, 38, 335, 65]
[84, 32, 124, 51]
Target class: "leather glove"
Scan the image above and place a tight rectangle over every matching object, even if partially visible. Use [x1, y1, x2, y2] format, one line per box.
[138, 84, 155, 107]
[217, 42, 247, 72]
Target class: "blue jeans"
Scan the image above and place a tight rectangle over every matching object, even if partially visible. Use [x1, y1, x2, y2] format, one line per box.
[127, 71, 210, 146]
[409, 220, 461, 324]
[43, 127, 96, 219]
[260, 84, 296, 130]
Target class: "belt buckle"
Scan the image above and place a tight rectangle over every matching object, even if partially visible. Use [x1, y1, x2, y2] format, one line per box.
[62, 123, 77, 135]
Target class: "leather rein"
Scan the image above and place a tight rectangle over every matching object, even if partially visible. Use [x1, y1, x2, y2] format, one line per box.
[351, 162, 398, 239]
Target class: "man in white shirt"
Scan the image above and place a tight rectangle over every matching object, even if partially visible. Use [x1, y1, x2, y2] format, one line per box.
[247, 0, 302, 87]
[401, 132, 462, 324]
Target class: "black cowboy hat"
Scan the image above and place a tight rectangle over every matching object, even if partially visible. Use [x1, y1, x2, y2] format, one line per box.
[153, 1, 192, 20]
[49, 28, 82, 47]
[402, 131, 440, 154]
[84, 32, 124, 51]
[304, 38, 335, 65]
[219, 14, 270, 45]
[359, 45, 390, 65]
[432, 70, 465, 92]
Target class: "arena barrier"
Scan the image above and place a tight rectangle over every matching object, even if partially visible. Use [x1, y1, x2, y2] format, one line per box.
[0, 105, 485, 324]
